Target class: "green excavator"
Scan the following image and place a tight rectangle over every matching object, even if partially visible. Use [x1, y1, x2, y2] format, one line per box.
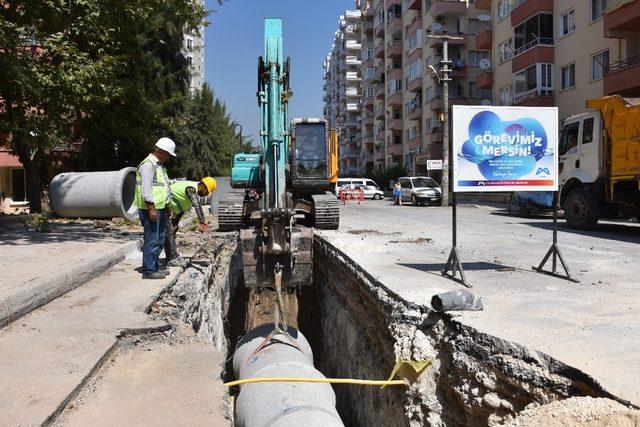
[217, 18, 339, 289]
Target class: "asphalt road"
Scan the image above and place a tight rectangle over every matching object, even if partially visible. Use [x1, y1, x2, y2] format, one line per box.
[319, 197, 640, 406]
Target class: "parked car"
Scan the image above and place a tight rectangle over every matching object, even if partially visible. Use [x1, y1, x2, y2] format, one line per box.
[349, 184, 384, 200]
[397, 176, 441, 206]
[335, 177, 381, 195]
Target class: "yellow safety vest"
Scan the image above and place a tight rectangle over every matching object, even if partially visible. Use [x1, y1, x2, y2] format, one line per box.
[134, 155, 169, 209]
[169, 181, 198, 214]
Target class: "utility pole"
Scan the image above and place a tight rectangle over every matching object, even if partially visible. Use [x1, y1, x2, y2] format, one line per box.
[425, 33, 462, 207]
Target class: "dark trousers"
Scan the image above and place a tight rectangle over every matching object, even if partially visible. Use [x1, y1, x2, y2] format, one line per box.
[164, 212, 184, 261]
[139, 208, 167, 274]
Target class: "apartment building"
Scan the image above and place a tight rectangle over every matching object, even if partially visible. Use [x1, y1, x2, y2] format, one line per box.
[326, 0, 492, 179]
[184, 0, 205, 93]
[490, 0, 640, 121]
[323, 10, 363, 176]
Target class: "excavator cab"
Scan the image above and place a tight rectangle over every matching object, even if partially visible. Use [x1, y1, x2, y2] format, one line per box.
[290, 118, 333, 191]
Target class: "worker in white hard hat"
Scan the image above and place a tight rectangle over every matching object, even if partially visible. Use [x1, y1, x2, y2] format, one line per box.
[133, 137, 177, 279]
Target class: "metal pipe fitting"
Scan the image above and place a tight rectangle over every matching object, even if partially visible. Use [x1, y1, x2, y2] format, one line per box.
[49, 167, 138, 221]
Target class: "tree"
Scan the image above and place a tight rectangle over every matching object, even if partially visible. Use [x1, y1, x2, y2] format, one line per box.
[171, 83, 253, 179]
[0, 1, 205, 212]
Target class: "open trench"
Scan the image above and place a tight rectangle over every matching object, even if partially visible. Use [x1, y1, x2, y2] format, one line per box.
[149, 233, 623, 426]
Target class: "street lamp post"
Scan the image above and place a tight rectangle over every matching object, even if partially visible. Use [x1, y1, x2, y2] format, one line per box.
[426, 31, 469, 287]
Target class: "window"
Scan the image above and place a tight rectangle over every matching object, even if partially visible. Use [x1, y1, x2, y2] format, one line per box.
[499, 85, 513, 106]
[408, 59, 422, 81]
[468, 50, 489, 67]
[514, 63, 554, 100]
[469, 82, 491, 99]
[364, 67, 375, 80]
[400, 179, 411, 189]
[387, 3, 401, 20]
[582, 118, 594, 144]
[560, 10, 575, 36]
[186, 39, 193, 49]
[363, 48, 374, 61]
[499, 39, 513, 63]
[468, 18, 483, 35]
[559, 122, 579, 156]
[561, 63, 575, 90]
[592, 50, 610, 80]
[591, 0, 607, 21]
[187, 56, 193, 66]
[514, 13, 553, 55]
[498, 0, 510, 19]
[407, 30, 422, 52]
[374, 7, 385, 27]
[387, 79, 402, 95]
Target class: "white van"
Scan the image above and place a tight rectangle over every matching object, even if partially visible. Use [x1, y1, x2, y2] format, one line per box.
[335, 177, 380, 195]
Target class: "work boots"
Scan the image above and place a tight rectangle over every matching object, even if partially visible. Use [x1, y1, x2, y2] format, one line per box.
[142, 271, 168, 280]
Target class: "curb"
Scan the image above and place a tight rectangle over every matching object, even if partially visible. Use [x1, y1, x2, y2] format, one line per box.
[0, 239, 142, 329]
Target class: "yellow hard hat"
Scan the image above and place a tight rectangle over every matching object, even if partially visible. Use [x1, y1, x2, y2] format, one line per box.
[201, 177, 217, 194]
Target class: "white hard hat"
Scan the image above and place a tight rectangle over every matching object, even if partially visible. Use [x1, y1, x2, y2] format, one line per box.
[155, 137, 177, 157]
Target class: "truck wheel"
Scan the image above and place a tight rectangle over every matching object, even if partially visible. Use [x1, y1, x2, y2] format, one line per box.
[564, 189, 598, 229]
[412, 195, 419, 206]
[373, 194, 381, 200]
[519, 202, 531, 218]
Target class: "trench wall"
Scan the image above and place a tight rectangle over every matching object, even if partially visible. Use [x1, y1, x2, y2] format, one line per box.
[309, 237, 616, 426]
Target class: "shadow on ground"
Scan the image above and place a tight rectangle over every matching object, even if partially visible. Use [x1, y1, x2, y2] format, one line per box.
[0, 223, 136, 246]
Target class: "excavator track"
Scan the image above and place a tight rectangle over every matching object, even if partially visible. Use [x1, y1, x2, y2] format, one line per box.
[217, 191, 245, 231]
[312, 193, 340, 230]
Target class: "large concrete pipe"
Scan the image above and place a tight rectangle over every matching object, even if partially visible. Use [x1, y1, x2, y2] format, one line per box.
[232, 324, 343, 427]
[49, 168, 138, 221]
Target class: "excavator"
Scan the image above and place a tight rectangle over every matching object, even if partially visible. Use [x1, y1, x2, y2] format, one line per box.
[217, 18, 339, 290]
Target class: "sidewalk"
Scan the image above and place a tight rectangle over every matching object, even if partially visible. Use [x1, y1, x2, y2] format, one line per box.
[0, 222, 140, 327]
[0, 255, 227, 425]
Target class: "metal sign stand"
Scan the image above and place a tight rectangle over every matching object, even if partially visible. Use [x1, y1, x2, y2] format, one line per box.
[442, 191, 470, 287]
[532, 192, 579, 282]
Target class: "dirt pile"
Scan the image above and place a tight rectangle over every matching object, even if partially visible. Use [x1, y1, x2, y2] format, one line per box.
[499, 397, 640, 427]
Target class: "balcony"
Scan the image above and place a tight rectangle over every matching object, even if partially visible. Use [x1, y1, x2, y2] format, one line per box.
[363, 96, 374, 110]
[375, 19, 385, 37]
[346, 71, 362, 82]
[408, 76, 422, 93]
[374, 84, 385, 99]
[475, 0, 491, 10]
[408, 134, 422, 150]
[405, 16, 422, 36]
[513, 89, 554, 106]
[428, 0, 468, 16]
[386, 40, 403, 58]
[375, 105, 385, 119]
[476, 71, 493, 90]
[429, 96, 469, 111]
[346, 56, 362, 66]
[387, 16, 402, 34]
[387, 68, 402, 81]
[387, 91, 402, 106]
[605, 0, 640, 36]
[512, 42, 554, 73]
[408, 105, 422, 121]
[511, 0, 554, 26]
[604, 55, 640, 97]
[346, 40, 362, 51]
[387, 144, 403, 156]
[388, 118, 403, 131]
[475, 27, 492, 50]
[375, 42, 385, 58]
[406, 0, 421, 11]
[363, 19, 374, 34]
[427, 130, 443, 144]
[362, 133, 375, 145]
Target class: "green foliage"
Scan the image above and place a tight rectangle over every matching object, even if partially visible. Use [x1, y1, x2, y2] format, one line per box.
[25, 214, 51, 233]
[370, 165, 408, 190]
[0, 0, 206, 211]
[169, 83, 252, 179]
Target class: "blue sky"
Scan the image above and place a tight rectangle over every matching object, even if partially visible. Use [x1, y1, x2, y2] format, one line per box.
[203, 0, 354, 145]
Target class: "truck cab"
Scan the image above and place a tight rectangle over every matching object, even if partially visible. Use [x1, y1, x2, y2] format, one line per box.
[559, 96, 640, 228]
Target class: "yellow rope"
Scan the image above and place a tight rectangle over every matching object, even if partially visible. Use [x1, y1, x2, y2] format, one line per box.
[224, 377, 408, 388]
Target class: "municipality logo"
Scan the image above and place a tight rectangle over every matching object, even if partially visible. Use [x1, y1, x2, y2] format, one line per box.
[536, 167, 550, 177]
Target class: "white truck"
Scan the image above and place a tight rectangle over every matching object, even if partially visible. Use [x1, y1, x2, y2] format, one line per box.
[559, 96, 640, 229]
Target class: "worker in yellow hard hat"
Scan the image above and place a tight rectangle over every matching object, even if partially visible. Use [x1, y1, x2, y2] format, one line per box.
[163, 177, 217, 267]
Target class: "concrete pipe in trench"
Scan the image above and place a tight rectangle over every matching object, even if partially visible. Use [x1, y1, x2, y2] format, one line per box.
[49, 167, 138, 221]
[232, 323, 343, 427]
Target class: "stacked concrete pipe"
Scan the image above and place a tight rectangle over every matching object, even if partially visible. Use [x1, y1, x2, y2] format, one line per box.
[49, 167, 138, 221]
[232, 323, 343, 427]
